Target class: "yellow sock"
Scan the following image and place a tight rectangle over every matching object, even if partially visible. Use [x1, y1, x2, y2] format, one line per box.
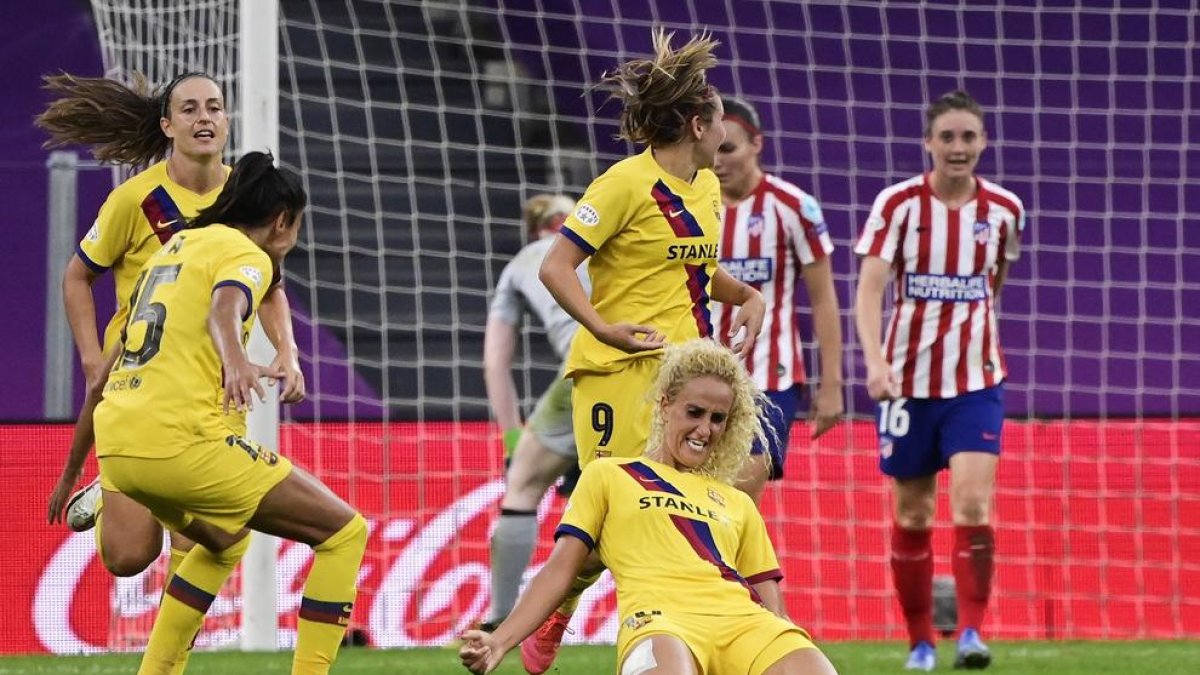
[293, 514, 368, 675]
[558, 568, 604, 616]
[164, 546, 193, 675]
[137, 536, 249, 675]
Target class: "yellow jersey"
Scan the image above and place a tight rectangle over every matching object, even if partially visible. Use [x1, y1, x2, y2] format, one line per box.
[94, 225, 275, 458]
[561, 148, 722, 375]
[76, 161, 229, 352]
[557, 457, 782, 618]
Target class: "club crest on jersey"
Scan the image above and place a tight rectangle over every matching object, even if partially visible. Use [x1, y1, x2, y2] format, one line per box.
[707, 487, 725, 507]
[623, 609, 662, 631]
[746, 214, 765, 237]
[574, 203, 600, 227]
[240, 265, 263, 289]
[973, 220, 992, 245]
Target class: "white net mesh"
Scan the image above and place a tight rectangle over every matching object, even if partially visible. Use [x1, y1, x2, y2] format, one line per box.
[79, 0, 1197, 652]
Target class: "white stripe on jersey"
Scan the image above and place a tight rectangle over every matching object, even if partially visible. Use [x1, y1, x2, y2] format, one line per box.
[713, 175, 834, 392]
[855, 173, 1026, 399]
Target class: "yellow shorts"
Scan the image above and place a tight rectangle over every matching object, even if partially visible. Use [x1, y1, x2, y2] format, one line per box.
[98, 434, 292, 535]
[571, 357, 661, 466]
[615, 607, 816, 675]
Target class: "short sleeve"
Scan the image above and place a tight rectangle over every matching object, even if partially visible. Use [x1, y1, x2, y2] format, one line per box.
[735, 492, 783, 584]
[213, 245, 274, 322]
[1004, 198, 1026, 262]
[554, 461, 611, 552]
[77, 191, 137, 273]
[558, 171, 632, 256]
[787, 192, 835, 265]
[854, 188, 903, 263]
[488, 260, 524, 326]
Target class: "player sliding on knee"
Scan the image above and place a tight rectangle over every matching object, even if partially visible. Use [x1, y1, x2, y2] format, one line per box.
[460, 340, 837, 675]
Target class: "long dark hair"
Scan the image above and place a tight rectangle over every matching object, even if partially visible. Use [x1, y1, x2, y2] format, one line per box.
[34, 72, 221, 166]
[191, 152, 306, 231]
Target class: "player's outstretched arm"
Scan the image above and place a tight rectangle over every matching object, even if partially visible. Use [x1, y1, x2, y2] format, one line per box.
[483, 316, 523, 449]
[459, 535, 590, 673]
[802, 257, 845, 438]
[711, 265, 765, 358]
[209, 286, 283, 413]
[855, 256, 899, 401]
[48, 347, 119, 524]
[62, 255, 106, 396]
[258, 284, 305, 404]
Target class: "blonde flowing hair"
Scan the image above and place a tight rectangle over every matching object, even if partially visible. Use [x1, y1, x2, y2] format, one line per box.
[597, 27, 720, 147]
[522, 193, 575, 239]
[644, 340, 775, 485]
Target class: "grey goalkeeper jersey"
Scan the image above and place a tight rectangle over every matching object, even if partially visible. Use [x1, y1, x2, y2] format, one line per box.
[489, 236, 590, 360]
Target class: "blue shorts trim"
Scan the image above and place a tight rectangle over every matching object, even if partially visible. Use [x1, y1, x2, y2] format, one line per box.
[877, 384, 1005, 479]
[752, 385, 799, 480]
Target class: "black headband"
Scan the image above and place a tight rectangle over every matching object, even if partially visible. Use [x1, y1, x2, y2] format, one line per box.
[159, 71, 211, 118]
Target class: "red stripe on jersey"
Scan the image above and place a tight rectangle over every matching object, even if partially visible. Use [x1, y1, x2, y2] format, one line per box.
[900, 181, 934, 398]
[957, 188, 990, 392]
[719, 202, 738, 344]
[743, 190, 766, 372]
[867, 185, 919, 258]
[767, 206, 787, 391]
[929, 207, 960, 397]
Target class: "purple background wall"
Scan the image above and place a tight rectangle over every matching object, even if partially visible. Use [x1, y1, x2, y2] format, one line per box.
[3, 1, 1196, 420]
[496, 0, 1199, 418]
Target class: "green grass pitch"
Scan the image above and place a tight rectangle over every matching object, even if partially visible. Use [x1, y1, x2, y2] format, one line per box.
[0, 641, 1196, 674]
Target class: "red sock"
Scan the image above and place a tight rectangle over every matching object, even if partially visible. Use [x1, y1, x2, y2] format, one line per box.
[953, 524, 995, 632]
[891, 525, 934, 647]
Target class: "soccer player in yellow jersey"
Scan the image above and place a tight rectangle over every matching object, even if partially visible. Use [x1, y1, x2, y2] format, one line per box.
[38, 74, 303, 597]
[531, 29, 765, 670]
[86, 152, 367, 675]
[461, 340, 837, 675]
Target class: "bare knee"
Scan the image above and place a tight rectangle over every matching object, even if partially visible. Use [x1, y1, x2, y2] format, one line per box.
[952, 494, 991, 525]
[102, 542, 160, 577]
[893, 480, 936, 530]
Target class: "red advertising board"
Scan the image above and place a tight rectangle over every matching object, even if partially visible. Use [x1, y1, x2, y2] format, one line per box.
[2, 420, 1197, 654]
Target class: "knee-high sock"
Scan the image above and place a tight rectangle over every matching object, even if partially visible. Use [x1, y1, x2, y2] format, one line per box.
[165, 546, 194, 675]
[891, 525, 934, 647]
[138, 536, 250, 675]
[488, 509, 538, 624]
[953, 525, 995, 632]
[293, 514, 369, 675]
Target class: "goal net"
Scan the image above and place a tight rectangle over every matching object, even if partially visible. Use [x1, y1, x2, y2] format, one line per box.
[65, 0, 1196, 655]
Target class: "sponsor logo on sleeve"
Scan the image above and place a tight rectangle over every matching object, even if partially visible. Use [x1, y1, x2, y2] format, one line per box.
[240, 265, 263, 289]
[802, 197, 824, 223]
[867, 215, 886, 231]
[84, 221, 101, 243]
[574, 203, 600, 227]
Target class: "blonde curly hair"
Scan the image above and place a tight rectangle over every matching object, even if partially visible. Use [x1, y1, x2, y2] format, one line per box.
[643, 339, 774, 485]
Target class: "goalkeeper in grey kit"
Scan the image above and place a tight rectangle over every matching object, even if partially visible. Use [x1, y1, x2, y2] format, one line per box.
[482, 194, 590, 629]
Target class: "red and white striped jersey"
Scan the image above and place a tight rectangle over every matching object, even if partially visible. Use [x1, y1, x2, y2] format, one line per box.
[855, 173, 1026, 399]
[712, 175, 834, 392]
